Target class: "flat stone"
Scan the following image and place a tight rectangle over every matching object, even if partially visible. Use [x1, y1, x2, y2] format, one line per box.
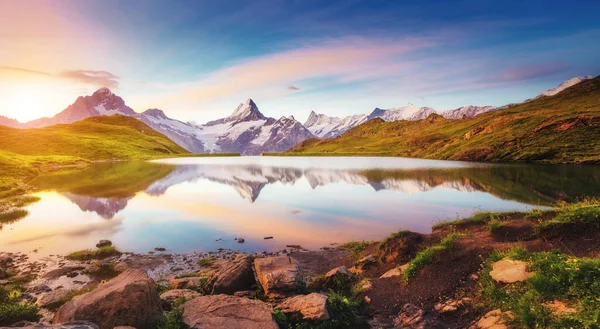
[36, 288, 72, 308]
[489, 257, 535, 283]
[473, 309, 514, 329]
[169, 276, 205, 290]
[182, 295, 278, 329]
[325, 266, 351, 278]
[380, 264, 409, 279]
[53, 269, 161, 329]
[277, 293, 329, 321]
[544, 300, 577, 315]
[254, 256, 304, 298]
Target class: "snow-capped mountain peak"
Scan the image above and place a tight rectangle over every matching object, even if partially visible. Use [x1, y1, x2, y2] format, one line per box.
[142, 108, 168, 119]
[93, 87, 114, 98]
[539, 75, 594, 97]
[228, 98, 266, 122]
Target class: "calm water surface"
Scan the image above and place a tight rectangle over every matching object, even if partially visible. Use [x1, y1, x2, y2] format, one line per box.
[2, 156, 599, 257]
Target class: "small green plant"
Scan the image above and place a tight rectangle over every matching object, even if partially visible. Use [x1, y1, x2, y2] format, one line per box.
[0, 286, 40, 326]
[339, 241, 369, 255]
[378, 230, 412, 249]
[85, 262, 119, 280]
[536, 199, 600, 236]
[175, 272, 201, 279]
[66, 246, 122, 261]
[403, 233, 466, 281]
[198, 257, 216, 267]
[155, 297, 188, 329]
[433, 212, 518, 230]
[488, 218, 503, 233]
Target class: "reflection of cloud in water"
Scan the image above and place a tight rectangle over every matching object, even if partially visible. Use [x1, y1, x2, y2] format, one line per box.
[5, 217, 124, 246]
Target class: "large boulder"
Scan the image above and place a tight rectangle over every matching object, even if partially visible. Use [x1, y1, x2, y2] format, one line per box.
[53, 269, 161, 329]
[160, 289, 202, 310]
[181, 295, 278, 329]
[205, 255, 255, 294]
[254, 256, 304, 298]
[276, 293, 329, 321]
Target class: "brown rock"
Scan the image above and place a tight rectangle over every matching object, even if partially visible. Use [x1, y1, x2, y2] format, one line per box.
[544, 300, 577, 315]
[254, 256, 304, 298]
[394, 303, 442, 329]
[113, 327, 136, 329]
[168, 276, 205, 290]
[380, 264, 409, 279]
[96, 240, 112, 248]
[10, 322, 99, 329]
[160, 289, 202, 310]
[277, 293, 329, 321]
[205, 255, 255, 294]
[182, 295, 278, 329]
[473, 309, 514, 329]
[325, 266, 352, 278]
[36, 288, 73, 308]
[489, 257, 534, 283]
[53, 269, 161, 329]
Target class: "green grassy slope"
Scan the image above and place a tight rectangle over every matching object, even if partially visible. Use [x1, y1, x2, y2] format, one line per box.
[287, 75, 600, 164]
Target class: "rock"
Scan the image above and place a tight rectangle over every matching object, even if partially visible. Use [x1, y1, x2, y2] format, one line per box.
[544, 300, 577, 315]
[181, 295, 278, 329]
[169, 276, 205, 290]
[277, 293, 329, 321]
[0, 267, 8, 280]
[434, 299, 460, 314]
[7, 321, 99, 329]
[254, 256, 304, 298]
[394, 303, 442, 329]
[160, 289, 202, 310]
[53, 269, 161, 329]
[472, 309, 514, 329]
[113, 327, 136, 329]
[489, 257, 534, 283]
[325, 266, 352, 279]
[36, 288, 73, 308]
[96, 240, 112, 248]
[233, 290, 258, 299]
[380, 264, 409, 279]
[206, 255, 255, 294]
[237, 238, 245, 243]
[27, 284, 52, 295]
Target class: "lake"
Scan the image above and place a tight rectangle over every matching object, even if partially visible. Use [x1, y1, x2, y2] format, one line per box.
[1, 156, 599, 258]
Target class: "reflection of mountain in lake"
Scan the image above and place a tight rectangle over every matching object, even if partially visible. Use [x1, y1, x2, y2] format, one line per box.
[61, 192, 132, 219]
[32, 161, 600, 218]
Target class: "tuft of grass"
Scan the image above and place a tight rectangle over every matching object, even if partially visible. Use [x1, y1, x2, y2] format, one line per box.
[66, 246, 122, 261]
[197, 257, 216, 267]
[488, 218, 504, 233]
[403, 233, 467, 281]
[481, 247, 600, 328]
[536, 199, 600, 236]
[155, 297, 188, 329]
[175, 272, 201, 279]
[433, 212, 518, 230]
[378, 230, 412, 250]
[85, 262, 119, 280]
[0, 286, 40, 326]
[338, 241, 369, 256]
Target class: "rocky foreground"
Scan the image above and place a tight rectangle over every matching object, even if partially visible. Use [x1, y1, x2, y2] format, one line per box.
[1, 202, 600, 329]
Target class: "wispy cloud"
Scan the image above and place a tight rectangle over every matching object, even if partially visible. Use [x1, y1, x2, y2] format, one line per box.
[287, 85, 300, 91]
[495, 62, 567, 82]
[0, 66, 120, 88]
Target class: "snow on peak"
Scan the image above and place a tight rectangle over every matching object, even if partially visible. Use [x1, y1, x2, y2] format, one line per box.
[540, 75, 594, 97]
[228, 98, 266, 122]
[93, 87, 113, 97]
[142, 108, 168, 119]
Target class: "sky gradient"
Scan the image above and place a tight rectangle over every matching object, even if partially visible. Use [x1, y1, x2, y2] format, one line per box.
[1, 0, 599, 123]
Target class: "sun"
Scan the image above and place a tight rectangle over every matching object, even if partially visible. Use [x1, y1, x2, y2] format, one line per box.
[0, 82, 70, 123]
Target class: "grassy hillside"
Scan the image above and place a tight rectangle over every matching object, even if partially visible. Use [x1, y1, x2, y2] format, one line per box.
[287, 75, 600, 164]
[0, 115, 189, 224]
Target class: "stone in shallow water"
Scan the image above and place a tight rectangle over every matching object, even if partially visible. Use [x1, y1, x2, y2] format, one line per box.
[182, 295, 278, 329]
[95, 240, 112, 248]
[489, 257, 534, 283]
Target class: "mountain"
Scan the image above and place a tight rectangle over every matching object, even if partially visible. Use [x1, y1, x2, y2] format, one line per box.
[0, 92, 316, 155]
[287, 75, 600, 164]
[368, 103, 435, 121]
[538, 75, 594, 98]
[440, 105, 496, 120]
[304, 111, 368, 138]
[194, 99, 316, 155]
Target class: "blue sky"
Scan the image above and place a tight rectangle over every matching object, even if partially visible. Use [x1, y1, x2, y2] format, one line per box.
[0, 0, 599, 122]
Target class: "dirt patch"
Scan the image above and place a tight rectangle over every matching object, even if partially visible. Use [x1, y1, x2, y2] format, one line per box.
[451, 147, 494, 161]
[377, 231, 425, 263]
[491, 221, 536, 242]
